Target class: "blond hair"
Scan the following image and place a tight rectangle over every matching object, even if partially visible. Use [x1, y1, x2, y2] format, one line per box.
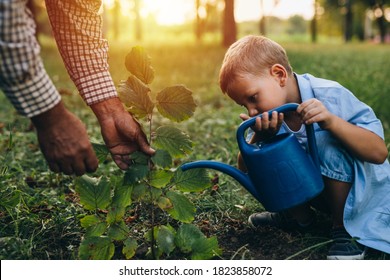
[219, 35, 293, 94]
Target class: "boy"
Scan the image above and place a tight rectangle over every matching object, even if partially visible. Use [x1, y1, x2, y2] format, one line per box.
[219, 35, 390, 260]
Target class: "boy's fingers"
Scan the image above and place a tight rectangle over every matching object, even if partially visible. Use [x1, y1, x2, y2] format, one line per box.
[270, 111, 279, 128]
[261, 111, 269, 129]
[239, 113, 250, 121]
[255, 117, 262, 130]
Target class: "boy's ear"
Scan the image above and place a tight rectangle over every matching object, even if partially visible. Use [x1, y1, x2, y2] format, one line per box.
[270, 64, 287, 86]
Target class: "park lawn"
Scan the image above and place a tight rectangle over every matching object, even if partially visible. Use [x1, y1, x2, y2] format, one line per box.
[0, 38, 389, 259]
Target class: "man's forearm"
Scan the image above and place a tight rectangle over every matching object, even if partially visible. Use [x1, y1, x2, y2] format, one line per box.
[45, 0, 117, 106]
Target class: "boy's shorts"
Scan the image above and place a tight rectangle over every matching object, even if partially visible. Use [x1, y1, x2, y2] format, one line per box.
[316, 130, 354, 183]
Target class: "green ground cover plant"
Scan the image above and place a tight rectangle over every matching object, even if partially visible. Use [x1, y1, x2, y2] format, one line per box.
[76, 46, 220, 260]
[1, 39, 389, 259]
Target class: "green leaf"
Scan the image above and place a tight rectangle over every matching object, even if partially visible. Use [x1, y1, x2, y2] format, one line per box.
[156, 196, 173, 211]
[149, 170, 174, 188]
[78, 236, 115, 260]
[85, 222, 107, 238]
[106, 205, 126, 224]
[175, 224, 204, 253]
[156, 85, 196, 122]
[91, 143, 109, 164]
[166, 191, 195, 223]
[191, 236, 221, 260]
[111, 183, 133, 209]
[175, 224, 221, 259]
[123, 237, 138, 259]
[118, 75, 154, 119]
[144, 227, 159, 243]
[125, 46, 155, 84]
[131, 183, 148, 201]
[107, 221, 129, 241]
[151, 150, 172, 169]
[80, 215, 101, 228]
[153, 126, 192, 158]
[123, 163, 149, 185]
[147, 187, 162, 201]
[106, 179, 133, 224]
[130, 151, 150, 165]
[156, 225, 176, 255]
[80, 215, 107, 237]
[75, 175, 111, 211]
[174, 168, 211, 192]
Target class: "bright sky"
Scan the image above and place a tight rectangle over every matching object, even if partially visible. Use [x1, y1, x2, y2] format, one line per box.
[141, 0, 315, 25]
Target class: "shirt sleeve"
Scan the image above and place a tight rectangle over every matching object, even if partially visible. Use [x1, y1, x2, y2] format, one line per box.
[45, 0, 117, 105]
[0, 0, 61, 118]
[310, 78, 385, 140]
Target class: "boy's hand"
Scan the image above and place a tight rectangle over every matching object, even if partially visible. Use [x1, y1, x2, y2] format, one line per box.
[240, 110, 284, 143]
[297, 99, 335, 130]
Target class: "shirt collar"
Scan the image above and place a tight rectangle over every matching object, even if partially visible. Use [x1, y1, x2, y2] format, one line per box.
[295, 73, 315, 102]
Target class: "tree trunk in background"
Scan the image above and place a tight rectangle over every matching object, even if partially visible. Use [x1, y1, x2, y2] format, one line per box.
[344, 0, 353, 42]
[222, 0, 236, 47]
[311, 0, 317, 43]
[259, 0, 266, 35]
[376, 3, 386, 43]
[195, 0, 202, 42]
[112, 0, 120, 40]
[134, 0, 142, 41]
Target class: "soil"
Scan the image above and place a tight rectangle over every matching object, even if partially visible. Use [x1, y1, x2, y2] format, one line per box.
[201, 212, 387, 260]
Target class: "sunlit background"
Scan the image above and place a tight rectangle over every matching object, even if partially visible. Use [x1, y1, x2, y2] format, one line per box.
[30, 0, 390, 44]
[103, 0, 315, 26]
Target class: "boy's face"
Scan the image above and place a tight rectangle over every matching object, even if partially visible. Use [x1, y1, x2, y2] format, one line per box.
[226, 71, 287, 117]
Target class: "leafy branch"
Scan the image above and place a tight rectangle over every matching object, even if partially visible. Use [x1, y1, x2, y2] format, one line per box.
[75, 46, 220, 260]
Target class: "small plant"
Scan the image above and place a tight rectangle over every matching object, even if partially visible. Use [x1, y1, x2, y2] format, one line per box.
[75, 46, 221, 260]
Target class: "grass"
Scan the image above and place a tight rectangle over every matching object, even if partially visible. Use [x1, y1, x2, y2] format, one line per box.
[1, 36, 390, 259]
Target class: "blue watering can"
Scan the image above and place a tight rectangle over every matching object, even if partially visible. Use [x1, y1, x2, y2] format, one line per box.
[181, 103, 324, 212]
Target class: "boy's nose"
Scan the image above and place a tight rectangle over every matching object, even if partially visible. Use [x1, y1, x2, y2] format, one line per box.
[248, 108, 259, 117]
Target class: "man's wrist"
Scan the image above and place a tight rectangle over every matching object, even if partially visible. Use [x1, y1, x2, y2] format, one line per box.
[90, 97, 125, 121]
[31, 101, 67, 129]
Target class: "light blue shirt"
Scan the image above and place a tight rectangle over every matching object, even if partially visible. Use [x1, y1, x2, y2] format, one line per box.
[296, 73, 390, 254]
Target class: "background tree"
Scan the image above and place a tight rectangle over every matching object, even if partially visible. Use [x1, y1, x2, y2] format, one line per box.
[222, 0, 236, 47]
[311, 0, 319, 42]
[134, 0, 142, 41]
[194, 0, 222, 42]
[368, 0, 388, 43]
[259, 0, 266, 35]
[258, 0, 280, 36]
[322, 0, 388, 43]
[112, 0, 121, 40]
[343, 0, 353, 42]
[195, 0, 203, 41]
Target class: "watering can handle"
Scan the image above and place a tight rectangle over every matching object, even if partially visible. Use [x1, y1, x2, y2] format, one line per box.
[236, 103, 321, 170]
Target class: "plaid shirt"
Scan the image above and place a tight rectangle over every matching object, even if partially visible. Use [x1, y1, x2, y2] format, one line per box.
[0, 0, 117, 118]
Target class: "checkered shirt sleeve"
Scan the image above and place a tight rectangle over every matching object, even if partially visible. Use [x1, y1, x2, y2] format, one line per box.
[45, 0, 117, 105]
[0, 0, 61, 118]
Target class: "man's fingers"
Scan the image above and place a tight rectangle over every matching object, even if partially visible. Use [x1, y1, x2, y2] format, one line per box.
[138, 140, 156, 156]
[48, 161, 60, 173]
[112, 155, 129, 170]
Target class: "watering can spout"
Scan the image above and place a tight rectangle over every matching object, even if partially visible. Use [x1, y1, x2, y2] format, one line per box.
[180, 161, 258, 199]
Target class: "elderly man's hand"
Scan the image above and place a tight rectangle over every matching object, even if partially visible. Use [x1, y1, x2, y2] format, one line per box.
[32, 101, 98, 176]
[91, 98, 155, 170]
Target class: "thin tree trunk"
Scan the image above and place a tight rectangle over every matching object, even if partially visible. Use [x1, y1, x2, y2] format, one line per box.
[222, 0, 236, 47]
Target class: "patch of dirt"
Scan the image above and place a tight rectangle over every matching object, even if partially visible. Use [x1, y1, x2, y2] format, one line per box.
[204, 213, 387, 260]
